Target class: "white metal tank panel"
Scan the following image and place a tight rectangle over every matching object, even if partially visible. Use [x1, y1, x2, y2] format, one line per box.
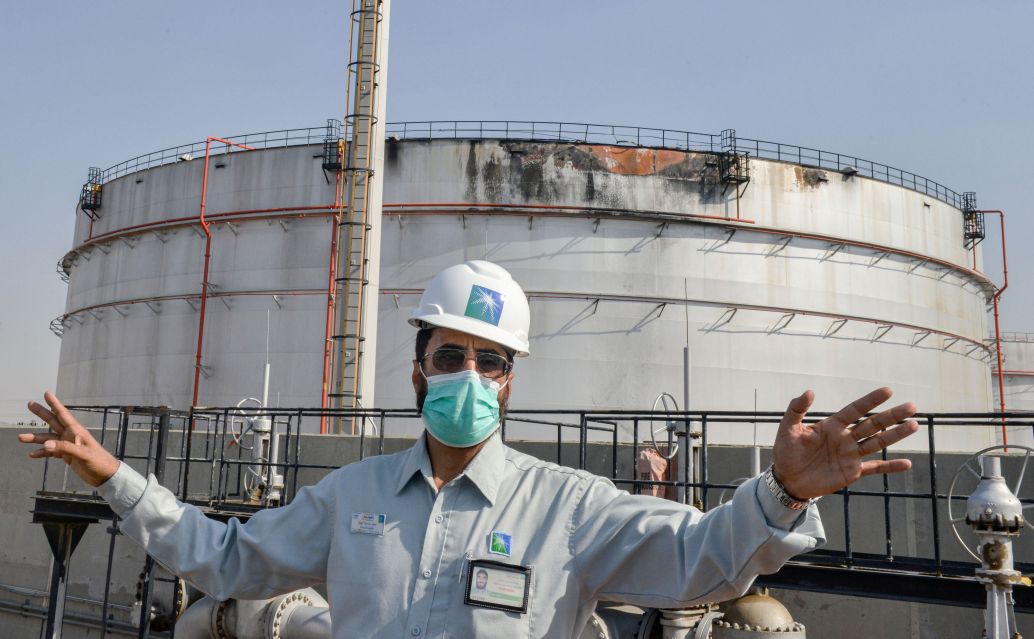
[995, 335, 1034, 412]
[55, 134, 1002, 450]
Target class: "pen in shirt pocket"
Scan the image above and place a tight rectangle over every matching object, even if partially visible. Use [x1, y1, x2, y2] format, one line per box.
[458, 551, 473, 582]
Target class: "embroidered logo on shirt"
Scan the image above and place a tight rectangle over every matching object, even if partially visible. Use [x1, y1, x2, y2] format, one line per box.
[464, 285, 505, 326]
[489, 531, 512, 556]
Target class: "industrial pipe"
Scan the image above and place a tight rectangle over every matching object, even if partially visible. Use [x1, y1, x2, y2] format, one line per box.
[382, 200, 756, 225]
[381, 202, 993, 293]
[171, 596, 218, 639]
[277, 605, 333, 639]
[978, 210, 1009, 445]
[191, 137, 255, 412]
[380, 288, 994, 356]
[66, 203, 992, 302]
[321, 150, 344, 434]
[173, 589, 329, 639]
[79, 205, 336, 248]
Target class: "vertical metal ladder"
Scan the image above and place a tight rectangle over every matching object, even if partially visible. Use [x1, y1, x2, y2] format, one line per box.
[328, 0, 384, 432]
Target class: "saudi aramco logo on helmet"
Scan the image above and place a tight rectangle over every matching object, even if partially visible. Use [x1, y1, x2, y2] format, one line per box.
[464, 285, 505, 326]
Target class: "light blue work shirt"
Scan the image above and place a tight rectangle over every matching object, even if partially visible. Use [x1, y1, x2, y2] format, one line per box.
[99, 432, 824, 638]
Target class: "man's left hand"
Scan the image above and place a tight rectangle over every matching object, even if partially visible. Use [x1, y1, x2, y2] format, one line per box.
[772, 387, 918, 501]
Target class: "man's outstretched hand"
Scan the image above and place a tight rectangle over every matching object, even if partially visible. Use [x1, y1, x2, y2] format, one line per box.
[772, 387, 918, 501]
[19, 392, 119, 487]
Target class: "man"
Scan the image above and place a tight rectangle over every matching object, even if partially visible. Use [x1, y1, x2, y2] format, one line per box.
[21, 260, 918, 638]
[475, 569, 489, 592]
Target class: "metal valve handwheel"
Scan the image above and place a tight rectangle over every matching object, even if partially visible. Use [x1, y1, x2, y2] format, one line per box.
[229, 397, 264, 451]
[946, 444, 1034, 562]
[649, 392, 681, 460]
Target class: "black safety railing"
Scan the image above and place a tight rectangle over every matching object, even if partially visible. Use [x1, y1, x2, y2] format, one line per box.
[91, 120, 967, 209]
[996, 332, 1034, 343]
[27, 406, 1034, 636]
[97, 126, 333, 184]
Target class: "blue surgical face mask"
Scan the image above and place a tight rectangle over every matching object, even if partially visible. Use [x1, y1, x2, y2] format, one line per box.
[420, 370, 506, 448]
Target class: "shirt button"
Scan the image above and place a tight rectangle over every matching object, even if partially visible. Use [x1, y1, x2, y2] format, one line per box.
[434, 514, 444, 523]
[422, 569, 432, 578]
[411, 627, 422, 636]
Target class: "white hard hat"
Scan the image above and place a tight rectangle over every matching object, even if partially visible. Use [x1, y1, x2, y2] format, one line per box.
[409, 260, 531, 356]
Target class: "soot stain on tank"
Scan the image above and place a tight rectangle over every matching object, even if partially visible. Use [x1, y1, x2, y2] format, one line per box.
[465, 142, 479, 200]
[793, 165, 829, 189]
[481, 154, 503, 202]
[385, 137, 400, 167]
[519, 157, 544, 200]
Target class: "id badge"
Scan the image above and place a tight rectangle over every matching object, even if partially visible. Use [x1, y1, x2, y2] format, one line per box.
[464, 559, 532, 613]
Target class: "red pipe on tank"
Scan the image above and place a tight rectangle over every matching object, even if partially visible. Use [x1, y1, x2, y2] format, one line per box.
[979, 210, 1009, 446]
[191, 137, 255, 412]
[320, 154, 344, 434]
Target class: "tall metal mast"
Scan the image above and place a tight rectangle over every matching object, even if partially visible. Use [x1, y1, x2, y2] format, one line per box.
[328, 0, 390, 432]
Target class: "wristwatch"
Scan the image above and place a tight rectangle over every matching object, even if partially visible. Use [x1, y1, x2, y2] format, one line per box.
[763, 465, 816, 511]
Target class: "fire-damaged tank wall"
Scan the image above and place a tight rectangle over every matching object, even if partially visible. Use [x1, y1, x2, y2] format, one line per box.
[375, 139, 1002, 450]
[55, 135, 1008, 450]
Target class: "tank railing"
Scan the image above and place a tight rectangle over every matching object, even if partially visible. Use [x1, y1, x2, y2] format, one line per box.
[384, 120, 720, 152]
[25, 405, 1034, 631]
[995, 331, 1034, 343]
[731, 136, 965, 209]
[90, 120, 965, 209]
[382, 121, 964, 208]
[97, 125, 335, 184]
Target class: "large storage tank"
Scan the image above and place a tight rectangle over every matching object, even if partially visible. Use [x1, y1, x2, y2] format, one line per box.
[55, 122, 1004, 449]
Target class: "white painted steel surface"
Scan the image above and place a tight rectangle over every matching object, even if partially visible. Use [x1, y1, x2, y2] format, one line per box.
[995, 336, 1034, 413]
[56, 137, 1008, 450]
[59, 146, 335, 410]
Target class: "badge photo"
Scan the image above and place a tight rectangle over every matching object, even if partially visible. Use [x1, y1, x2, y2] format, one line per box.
[464, 559, 532, 614]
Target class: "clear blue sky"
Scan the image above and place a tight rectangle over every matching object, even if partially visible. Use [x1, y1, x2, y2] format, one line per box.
[1, 1, 1030, 422]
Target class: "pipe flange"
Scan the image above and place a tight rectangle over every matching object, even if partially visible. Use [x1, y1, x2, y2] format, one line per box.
[713, 618, 806, 637]
[266, 590, 318, 639]
[585, 613, 608, 639]
[214, 599, 233, 639]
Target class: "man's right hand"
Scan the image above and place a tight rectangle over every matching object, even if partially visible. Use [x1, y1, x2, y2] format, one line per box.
[19, 392, 119, 488]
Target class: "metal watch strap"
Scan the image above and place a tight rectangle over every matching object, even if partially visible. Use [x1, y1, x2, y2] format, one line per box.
[763, 465, 815, 511]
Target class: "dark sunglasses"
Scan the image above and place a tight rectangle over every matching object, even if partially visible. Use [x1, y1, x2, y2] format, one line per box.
[423, 347, 511, 379]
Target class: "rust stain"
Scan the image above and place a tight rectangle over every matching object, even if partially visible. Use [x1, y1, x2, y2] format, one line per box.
[793, 165, 828, 189]
[586, 145, 688, 176]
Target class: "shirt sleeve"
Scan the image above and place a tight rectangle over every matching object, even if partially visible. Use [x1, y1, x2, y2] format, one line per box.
[569, 475, 825, 608]
[97, 462, 336, 601]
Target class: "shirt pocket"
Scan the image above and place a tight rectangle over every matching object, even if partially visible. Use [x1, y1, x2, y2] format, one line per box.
[455, 553, 535, 639]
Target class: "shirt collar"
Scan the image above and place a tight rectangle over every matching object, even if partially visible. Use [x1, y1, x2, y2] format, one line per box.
[394, 430, 507, 505]
[395, 433, 435, 495]
[460, 431, 505, 505]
